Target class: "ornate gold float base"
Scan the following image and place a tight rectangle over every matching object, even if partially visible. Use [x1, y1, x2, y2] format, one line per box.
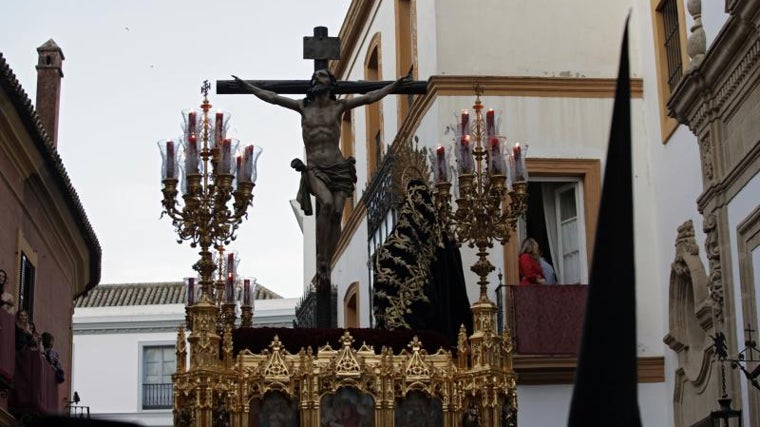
[173, 299, 516, 426]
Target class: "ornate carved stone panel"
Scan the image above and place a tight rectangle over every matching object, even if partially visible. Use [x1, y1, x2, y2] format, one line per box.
[663, 220, 717, 427]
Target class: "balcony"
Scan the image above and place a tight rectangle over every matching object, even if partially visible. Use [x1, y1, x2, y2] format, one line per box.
[0, 309, 14, 397]
[505, 284, 663, 384]
[142, 383, 172, 410]
[506, 284, 588, 356]
[295, 283, 337, 328]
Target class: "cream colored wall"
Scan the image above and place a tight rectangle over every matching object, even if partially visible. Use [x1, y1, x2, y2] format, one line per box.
[330, 3, 713, 423]
[332, 217, 370, 327]
[434, 0, 643, 78]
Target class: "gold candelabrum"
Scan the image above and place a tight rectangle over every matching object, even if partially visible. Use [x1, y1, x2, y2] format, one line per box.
[160, 81, 260, 426]
[432, 91, 528, 303]
[184, 251, 257, 331]
[430, 90, 527, 426]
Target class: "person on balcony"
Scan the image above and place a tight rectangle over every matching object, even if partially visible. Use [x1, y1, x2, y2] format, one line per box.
[540, 255, 557, 284]
[0, 269, 15, 314]
[519, 238, 546, 285]
[41, 332, 65, 384]
[15, 310, 39, 351]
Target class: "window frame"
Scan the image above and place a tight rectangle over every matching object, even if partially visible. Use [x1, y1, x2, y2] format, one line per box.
[138, 341, 176, 411]
[364, 33, 383, 177]
[394, 0, 417, 125]
[344, 282, 360, 328]
[504, 158, 600, 286]
[341, 107, 356, 226]
[15, 230, 37, 320]
[651, 0, 689, 143]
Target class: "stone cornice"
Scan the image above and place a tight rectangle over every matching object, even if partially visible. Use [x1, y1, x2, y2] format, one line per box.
[426, 75, 643, 98]
[696, 139, 760, 211]
[74, 319, 181, 335]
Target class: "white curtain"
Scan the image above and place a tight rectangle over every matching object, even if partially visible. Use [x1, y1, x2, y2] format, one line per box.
[542, 183, 559, 280]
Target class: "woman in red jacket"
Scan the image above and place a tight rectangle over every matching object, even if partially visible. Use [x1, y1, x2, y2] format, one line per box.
[518, 238, 545, 285]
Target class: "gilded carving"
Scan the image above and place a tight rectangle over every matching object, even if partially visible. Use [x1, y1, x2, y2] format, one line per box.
[175, 327, 515, 426]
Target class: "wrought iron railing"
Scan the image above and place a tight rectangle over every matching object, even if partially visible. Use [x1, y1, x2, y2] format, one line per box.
[295, 282, 337, 328]
[142, 383, 173, 409]
[365, 153, 397, 238]
[66, 404, 90, 418]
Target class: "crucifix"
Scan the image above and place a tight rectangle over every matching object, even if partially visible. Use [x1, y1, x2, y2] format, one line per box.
[217, 27, 427, 329]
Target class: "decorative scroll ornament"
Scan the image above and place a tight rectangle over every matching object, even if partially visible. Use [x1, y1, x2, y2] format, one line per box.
[703, 213, 724, 322]
[699, 135, 714, 183]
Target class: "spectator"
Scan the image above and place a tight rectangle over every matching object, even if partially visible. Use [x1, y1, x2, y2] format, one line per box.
[15, 309, 38, 351]
[539, 256, 557, 284]
[518, 238, 545, 285]
[0, 269, 14, 314]
[41, 332, 65, 384]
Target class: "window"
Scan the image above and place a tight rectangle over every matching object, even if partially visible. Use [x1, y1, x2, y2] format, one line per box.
[341, 109, 356, 225]
[652, 0, 688, 142]
[344, 282, 360, 328]
[395, 0, 416, 124]
[142, 345, 175, 410]
[365, 34, 383, 177]
[521, 180, 588, 284]
[504, 159, 600, 285]
[18, 252, 35, 318]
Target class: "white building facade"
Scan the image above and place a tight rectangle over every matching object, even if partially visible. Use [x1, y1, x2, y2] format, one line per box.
[297, 0, 760, 425]
[71, 282, 297, 426]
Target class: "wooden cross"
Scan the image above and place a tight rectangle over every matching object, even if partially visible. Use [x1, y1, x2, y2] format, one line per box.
[216, 27, 426, 329]
[216, 26, 426, 95]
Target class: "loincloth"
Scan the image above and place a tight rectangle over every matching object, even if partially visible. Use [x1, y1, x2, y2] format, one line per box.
[293, 157, 357, 216]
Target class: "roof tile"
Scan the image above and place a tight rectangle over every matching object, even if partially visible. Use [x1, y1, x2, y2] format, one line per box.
[75, 281, 282, 308]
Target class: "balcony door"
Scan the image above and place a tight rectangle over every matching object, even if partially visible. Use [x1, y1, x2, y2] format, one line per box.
[523, 179, 589, 284]
[142, 345, 175, 410]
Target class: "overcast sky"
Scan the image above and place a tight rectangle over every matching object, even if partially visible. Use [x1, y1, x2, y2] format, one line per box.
[1, 1, 351, 297]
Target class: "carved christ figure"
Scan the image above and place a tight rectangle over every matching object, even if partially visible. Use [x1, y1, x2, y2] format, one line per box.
[233, 69, 411, 279]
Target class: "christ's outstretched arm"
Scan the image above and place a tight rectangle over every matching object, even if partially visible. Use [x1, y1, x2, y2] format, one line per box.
[344, 72, 413, 110]
[232, 75, 301, 112]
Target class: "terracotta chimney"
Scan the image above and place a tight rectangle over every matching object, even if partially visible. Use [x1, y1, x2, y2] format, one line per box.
[35, 39, 64, 147]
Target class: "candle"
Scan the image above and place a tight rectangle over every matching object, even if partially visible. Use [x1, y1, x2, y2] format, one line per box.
[215, 111, 224, 148]
[225, 274, 234, 304]
[166, 140, 175, 179]
[227, 253, 235, 275]
[236, 154, 243, 182]
[436, 145, 448, 183]
[486, 109, 495, 138]
[489, 137, 505, 175]
[187, 278, 195, 306]
[460, 135, 473, 174]
[185, 135, 198, 174]
[187, 110, 197, 136]
[461, 110, 470, 138]
[238, 145, 254, 183]
[221, 138, 232, 174]
[513, 143, 524, 181]
[243, 279, 251, 306]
